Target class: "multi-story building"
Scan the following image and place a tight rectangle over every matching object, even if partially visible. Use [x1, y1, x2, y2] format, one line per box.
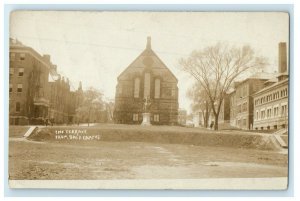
[9, 38, 51, 125]
[9, 38, 82, 125]
[253, 42, 289, 130]
[114, 37, 179, 125]
[48, 71, 83, 124]
[229, 72, 274, 130]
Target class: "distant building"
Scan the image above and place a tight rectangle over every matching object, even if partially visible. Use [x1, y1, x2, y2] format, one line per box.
[114, 37, 179, 125]
[48, 71, 83, 124]
[229, 72, 274, 130]
[178, 109, 187, 125]
[253, 42, 288, 130]
[9, 38, 82, 125]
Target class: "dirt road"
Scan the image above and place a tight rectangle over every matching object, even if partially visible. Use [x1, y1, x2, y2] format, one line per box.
[9, 137, 288, 180]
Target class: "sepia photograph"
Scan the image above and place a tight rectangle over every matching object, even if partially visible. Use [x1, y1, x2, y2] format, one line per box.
[8, 11, 289, 189]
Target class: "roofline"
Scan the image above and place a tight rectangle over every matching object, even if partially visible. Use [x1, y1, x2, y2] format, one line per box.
[10, 45, 54, 70]
[252, 78, 289, 97]
[117, 48, 178, 83]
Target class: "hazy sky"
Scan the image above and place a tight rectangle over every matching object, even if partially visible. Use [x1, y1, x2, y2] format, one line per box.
[10, 11, 289, 113]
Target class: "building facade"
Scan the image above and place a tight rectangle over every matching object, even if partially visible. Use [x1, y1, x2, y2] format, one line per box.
[252, 76, 288, 130]
[9, 39, 51, 125]
[114, 37, 179, 125]
[229, 73, 274, 130]
[9, 38, 82, 125]
[253, 42, 289, 130]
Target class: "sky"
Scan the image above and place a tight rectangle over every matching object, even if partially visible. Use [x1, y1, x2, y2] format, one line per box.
[10, 11, 289, 113]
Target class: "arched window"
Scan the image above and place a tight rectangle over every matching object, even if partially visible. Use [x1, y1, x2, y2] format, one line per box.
[154, 78, 160, 99]
[144, 73, 151, 98]
[134, 77, 140, 98]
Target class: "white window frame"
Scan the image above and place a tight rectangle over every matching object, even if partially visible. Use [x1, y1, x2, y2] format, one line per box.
[20, 53, 25, 60]
[17, 84, 23, 93]
[18, 68, 24, 76]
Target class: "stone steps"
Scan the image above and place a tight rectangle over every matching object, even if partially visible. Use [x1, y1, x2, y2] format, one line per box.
[23, 126, 37, 138]
[274, 135, 288, 149]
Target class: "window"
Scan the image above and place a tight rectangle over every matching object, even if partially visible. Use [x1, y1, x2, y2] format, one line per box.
[256, 111, 259, 120]
[133, 78, 140, 98]
[154, 114, 159, 122]
[16, 102, 20, 112]
[154, 78, 160, 99]
[281, 105, 287, 117]
[9, 84, 12, 93]
[267, 108, 272, 118]
[18, 68, 24, 76]
[133, 114, 139, 121]
[144, 73, 151, 98]
[261, 110, 265, 119]
[17, 84, 22, 92]
[285, 88, 288, 97]
[10, 53, 15, 61]
[274, 107, 279, 117]
[20, 53, 25, 60]
[9, 68, 14, 76]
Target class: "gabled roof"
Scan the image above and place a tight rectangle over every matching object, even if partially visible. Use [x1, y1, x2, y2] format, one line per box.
[117, 37, 178, 82]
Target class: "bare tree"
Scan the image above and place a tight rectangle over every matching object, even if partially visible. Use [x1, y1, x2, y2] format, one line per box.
[179, 43, 267, 130]
[76, 87, 104, 126]
[186, 83, 211, 128]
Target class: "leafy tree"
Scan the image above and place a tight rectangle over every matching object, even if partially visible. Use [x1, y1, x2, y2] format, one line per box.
[179, 43, 267, 130]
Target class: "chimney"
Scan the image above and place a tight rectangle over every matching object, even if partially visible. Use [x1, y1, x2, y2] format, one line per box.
[278, 42, 287, 73]
[146, 36, 151, 49]
[43, 54, 51, 63]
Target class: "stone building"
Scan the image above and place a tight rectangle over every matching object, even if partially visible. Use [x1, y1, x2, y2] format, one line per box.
[114, 37, 179, 125]
[253, 42, 289, 130]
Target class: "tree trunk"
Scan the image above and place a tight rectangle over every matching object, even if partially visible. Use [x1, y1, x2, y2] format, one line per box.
[205, 103, 209, 128]
[214, 114, 219, 130]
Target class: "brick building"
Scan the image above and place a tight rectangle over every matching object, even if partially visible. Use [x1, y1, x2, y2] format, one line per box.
[229, 72, 274, 130]
[253, 42, 289, 130]
[9, 39, 51, 125]
[114, 37, 179, 125]
[9, 38, 82, 125]
[48, 71, 83, 124]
